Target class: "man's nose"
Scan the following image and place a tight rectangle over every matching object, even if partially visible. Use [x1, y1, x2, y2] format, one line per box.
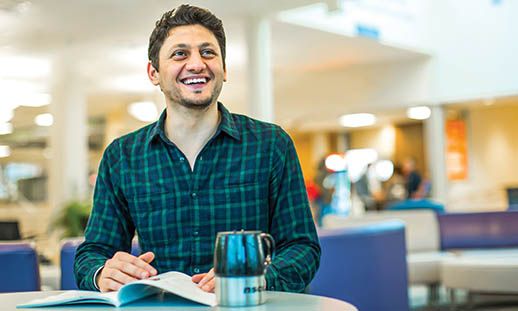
[185, 52, 206, 72]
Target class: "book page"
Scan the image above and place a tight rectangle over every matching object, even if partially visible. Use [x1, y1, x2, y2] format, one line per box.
[17, 290, 115, 308]
[118, 271, 216, 306]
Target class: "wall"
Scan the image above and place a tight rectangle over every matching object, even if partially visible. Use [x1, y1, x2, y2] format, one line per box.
[424, 0, 518, 102]
[448, 102, 518, 211]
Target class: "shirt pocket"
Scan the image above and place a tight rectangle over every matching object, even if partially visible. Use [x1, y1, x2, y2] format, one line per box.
[129, 191, 184, 247]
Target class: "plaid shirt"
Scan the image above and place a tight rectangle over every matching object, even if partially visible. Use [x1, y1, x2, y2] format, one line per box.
[75, 103, 320, 292]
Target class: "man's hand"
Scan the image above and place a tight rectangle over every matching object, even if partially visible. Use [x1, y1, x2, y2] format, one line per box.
[192, 268, 215, 293]
[97, 251, 157, 292]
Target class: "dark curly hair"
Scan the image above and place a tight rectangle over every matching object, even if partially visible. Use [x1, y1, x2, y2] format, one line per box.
[148, 4, 226, 71]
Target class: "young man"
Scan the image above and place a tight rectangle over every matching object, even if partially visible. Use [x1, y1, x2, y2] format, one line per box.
[74, 4, 320, 294]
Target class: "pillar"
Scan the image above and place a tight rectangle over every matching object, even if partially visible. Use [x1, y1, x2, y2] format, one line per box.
[424, 105, 448, 205]
[246, 16, 274, 122]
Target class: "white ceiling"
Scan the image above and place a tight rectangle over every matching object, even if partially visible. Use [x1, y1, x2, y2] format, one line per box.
[0, 0, 431, 143]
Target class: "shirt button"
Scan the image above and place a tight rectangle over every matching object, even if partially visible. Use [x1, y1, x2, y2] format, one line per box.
[193, 267, 200, 274]
[193, 231, 199, 237]
[191, 192, 197, 198]
[179, 157, 185, 161]
[199, 156, 203, 161]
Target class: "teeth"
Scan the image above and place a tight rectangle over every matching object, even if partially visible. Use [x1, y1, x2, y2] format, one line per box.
[183, 78, 207, 85]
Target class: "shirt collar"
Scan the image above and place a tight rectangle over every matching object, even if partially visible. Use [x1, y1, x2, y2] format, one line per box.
[147, 102, 241, 145]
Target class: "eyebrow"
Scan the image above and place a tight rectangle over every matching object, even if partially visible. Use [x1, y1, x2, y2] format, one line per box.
[171, 42, 216, 49]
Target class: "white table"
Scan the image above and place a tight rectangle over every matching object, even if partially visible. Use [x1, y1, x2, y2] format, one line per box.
[2, 290, 357, 311]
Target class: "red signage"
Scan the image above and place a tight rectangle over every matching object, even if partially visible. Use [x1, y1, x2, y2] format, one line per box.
[445, 120, 469, 181]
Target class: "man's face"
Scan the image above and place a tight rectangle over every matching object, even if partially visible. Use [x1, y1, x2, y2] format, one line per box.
[148, 24, 226, 110]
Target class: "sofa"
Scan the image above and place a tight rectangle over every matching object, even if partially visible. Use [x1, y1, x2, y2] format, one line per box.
[323, 210, 518, 305]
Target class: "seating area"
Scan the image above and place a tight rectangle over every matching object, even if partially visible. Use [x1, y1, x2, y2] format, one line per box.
[310, 220, 409, 311]
[322, 210, 518, 308]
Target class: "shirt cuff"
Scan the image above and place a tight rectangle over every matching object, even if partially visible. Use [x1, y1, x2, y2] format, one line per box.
[92, 265, 104, 291]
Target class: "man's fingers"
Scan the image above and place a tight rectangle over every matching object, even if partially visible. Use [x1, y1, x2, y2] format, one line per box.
[117, 260, 155, 279]
[99, 276, 125, 293]
[104, 267, 137, 284]
[201, 279, 215, 293]
[139, 251, 155, 264]
[198, 268, 214, 287]
[192, 273, 207, 284]
[106, 251, 157, 279]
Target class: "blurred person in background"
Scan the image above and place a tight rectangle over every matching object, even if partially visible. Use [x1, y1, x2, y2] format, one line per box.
[384, 165, 407, 204]
[403, 157, 422, 199]
[355, 163, 384, 211]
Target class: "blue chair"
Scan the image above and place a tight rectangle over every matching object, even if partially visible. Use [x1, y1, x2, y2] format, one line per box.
[61, 239, 140, 290]
[0, 243, 40, 292]
[310, 220, 409, 311]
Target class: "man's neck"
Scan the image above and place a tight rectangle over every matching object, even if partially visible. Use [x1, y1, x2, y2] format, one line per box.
[164, 101, 220, 170]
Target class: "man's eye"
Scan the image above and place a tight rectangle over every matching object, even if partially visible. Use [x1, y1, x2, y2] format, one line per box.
[201, 50, 215, 56]
[172, 51, 186, 58]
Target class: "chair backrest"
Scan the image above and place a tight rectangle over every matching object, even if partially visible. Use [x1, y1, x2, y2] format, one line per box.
[310, 220, 409, 311]
[438, 211, 518, 250]
[0, 242, 40, 292]
[60, 238, 140, 290]
[387, 199, 445, 212]
[323, 209, 440, 253]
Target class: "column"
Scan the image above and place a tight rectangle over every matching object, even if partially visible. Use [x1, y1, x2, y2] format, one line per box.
[424, 105, 448, 204]
[246, 16, 274, 122]
[48, 58, 88, 209]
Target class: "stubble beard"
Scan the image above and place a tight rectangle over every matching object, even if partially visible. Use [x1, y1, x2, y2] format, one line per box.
[165, 79, 223, 111]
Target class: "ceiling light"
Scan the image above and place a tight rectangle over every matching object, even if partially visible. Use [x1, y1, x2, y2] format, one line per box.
[0, 146, 10, 158]
[128, 101, 158, 122]
[407, 106, 431, 120]
[0, 56, 50, 79]
[35, 113, 53, 127]
[19, 93, 51, 107]
[0, 123, 13, 135]
[325, 153, 346, 172]
[0, 107, 14, 123]
[339, 113, 376, 127]
[374, 160, 394, 182]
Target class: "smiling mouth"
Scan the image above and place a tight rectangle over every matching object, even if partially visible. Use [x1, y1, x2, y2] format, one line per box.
[181, 77, 209, 85]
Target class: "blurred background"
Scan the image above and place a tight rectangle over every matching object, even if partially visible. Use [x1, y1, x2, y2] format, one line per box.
[1, 0, 517, 293]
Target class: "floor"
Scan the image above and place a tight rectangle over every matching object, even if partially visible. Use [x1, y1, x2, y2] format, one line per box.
[409, 286, 518, 311]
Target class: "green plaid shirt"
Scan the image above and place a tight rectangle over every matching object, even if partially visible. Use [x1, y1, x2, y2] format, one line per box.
[75, 103, 320, 292]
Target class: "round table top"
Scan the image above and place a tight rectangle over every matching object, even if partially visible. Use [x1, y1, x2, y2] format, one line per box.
[1, 290, 357, 311]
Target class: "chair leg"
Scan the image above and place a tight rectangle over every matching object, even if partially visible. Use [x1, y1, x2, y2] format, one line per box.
[446, 287, 457, 311]
[466, 291, 474, 310]
[428, 283, 440, 305]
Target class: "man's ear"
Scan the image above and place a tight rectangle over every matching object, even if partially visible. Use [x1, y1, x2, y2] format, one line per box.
[223, 67, 227, 82]
[147, 62, 160, 86]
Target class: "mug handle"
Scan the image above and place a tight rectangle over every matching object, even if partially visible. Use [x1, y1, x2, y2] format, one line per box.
[259, 233, 275, 267]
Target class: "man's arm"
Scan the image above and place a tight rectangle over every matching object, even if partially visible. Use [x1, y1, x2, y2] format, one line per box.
[265, 129, 321, 292]
[74, 141, 155, 291]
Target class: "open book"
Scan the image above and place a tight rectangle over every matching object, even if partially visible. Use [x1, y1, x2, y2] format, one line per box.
[17, 271, 216, 308]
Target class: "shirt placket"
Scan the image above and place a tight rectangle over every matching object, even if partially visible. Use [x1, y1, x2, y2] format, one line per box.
[190, 145, 211, 275]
